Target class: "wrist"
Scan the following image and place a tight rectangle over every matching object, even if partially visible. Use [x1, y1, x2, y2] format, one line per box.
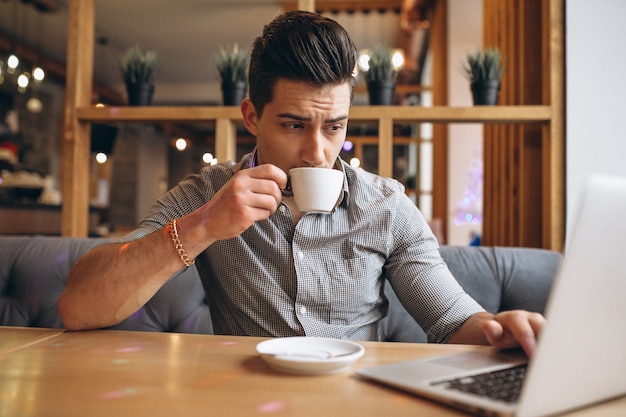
[168, 219, 195, 267]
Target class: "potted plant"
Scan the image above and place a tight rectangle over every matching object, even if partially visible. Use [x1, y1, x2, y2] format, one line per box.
[463, 47, 504, 105]
[364, 45, 399, 106]
[120, 45, 158, 106]
[214, 43, 249, 106]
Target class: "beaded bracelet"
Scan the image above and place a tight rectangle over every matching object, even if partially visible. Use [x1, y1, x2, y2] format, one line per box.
[169, 219, 195, 267]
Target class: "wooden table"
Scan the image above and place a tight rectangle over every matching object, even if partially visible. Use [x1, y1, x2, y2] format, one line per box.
[1, 326, 624, 417]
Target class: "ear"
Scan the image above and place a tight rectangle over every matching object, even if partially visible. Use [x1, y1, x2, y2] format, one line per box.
[240, 98, 259, 136]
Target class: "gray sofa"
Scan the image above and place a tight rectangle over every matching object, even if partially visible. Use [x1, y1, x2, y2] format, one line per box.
[0, 236, 561, 343]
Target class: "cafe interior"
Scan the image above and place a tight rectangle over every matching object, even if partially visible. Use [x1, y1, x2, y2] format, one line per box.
[1, 1, 626, 416]
[0, 0, 565, 249]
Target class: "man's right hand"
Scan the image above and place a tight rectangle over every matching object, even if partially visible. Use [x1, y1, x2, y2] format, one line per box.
[197, 163, 288, 241]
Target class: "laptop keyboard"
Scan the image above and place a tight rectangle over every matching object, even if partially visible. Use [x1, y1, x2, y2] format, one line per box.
[431, 364, 527, 404]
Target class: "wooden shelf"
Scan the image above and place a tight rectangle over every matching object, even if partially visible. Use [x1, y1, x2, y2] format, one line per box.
[348, 105, 552, 123]
[77, 106, 244, 123]
[62, 0, 564, 251]
[77, 105, 552, 124]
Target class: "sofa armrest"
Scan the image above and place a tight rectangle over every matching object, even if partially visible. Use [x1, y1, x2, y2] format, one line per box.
[0, 236, 212, 334]
[0, 236, 106, 329]
[107, 265, 212, 334]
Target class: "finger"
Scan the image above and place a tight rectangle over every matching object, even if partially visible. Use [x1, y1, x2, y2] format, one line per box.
[227, 169, 284, 207]
[508, 312, 545, 357]
[248, 190, 282, 213]
[492, 311, 544, 357]
[248, 164, 289, 191]
[482, 319, 512, 348]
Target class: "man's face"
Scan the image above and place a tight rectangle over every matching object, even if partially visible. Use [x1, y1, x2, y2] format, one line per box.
[242, 78, 351, 174]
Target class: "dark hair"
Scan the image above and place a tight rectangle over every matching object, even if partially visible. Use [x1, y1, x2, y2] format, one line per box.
[248, 10, 358, 116]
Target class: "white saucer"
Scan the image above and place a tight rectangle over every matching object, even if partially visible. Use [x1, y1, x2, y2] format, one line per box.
[256, 337, 365, 375]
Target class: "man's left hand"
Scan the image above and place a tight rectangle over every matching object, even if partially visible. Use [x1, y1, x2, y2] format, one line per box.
[482, 310, 546, 357]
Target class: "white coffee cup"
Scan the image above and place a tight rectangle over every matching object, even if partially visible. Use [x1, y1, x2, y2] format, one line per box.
[289, 167, 344, 213]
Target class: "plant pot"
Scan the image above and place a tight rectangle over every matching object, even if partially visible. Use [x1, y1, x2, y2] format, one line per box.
[221, 80, 247, 106]
[126, 83, 154, 106]
[471, 80, 500, 105]
[367, 80, 396, 106]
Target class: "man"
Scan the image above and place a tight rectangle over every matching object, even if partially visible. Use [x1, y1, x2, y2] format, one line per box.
[59, 10, 544, 356]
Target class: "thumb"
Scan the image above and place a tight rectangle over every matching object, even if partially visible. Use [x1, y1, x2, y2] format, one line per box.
[482, 319, 505, 345]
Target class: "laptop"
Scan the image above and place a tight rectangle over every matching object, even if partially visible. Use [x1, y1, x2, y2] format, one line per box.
[356, 173, 626, 417]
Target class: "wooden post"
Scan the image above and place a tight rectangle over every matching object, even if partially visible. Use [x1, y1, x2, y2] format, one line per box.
[61, 0, 94, 237]
[430, 0, 449, 242]
[215, 118, 237, 163]
[377, 117, 393, 178]
[297, 0, 315, 12]
[546, 0, 565, 250]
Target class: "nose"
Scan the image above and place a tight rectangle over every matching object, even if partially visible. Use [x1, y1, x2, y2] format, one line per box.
[300, 130, 326, 166]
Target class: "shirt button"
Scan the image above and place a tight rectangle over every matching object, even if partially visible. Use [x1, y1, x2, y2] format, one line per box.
[299, 306, 307, 315]
[297, 251, 304, 260]
[279, 205, 288, 214]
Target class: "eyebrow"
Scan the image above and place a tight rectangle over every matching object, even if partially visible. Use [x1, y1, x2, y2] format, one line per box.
[276, 113, 349, 124]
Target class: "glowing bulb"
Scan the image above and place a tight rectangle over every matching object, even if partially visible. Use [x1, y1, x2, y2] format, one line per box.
[349, 157, 361, 168]
[7, 54, 19, 69]
[33, 66, 45, 81]
[175, 138, 188, 151]
[95, 152, 108, 164]
[17, 73, 29, 88]
[358, 52, 370, 72]
[26, 97, 42, 113]
[391, 50, 405, 70]
[202, 152, 214, 164]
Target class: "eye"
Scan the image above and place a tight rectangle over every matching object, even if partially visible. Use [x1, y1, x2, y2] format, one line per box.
[326, 123, 346, 134]
[281, 122, 304, 131]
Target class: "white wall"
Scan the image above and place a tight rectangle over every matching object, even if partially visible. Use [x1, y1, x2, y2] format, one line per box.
[447, 0, 483, 245]
[566, 0, 626, 238]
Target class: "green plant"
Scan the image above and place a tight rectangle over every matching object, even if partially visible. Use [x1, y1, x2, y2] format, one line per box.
[463, 47, 504, 83]
[214, 43, 249, 84]
[364, 45, 398, 83]
[119, 45, 158, 85]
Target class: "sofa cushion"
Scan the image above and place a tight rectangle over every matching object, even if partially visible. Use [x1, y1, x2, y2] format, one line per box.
[0, 237, 559, 343]
[0, 237, 105, 328]
[0, 236, 212, 333]
[379, 246, 561, 342]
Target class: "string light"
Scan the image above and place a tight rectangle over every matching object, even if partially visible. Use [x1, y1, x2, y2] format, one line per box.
[0, 1, 48, 101]
[174, 138, 188, 151]
[32, 66, 45, 81]
[357, 48, 405, 73]
[17, 73, 29, 89]
[95, 152, 108, 164]
[7, 54, 19, 73]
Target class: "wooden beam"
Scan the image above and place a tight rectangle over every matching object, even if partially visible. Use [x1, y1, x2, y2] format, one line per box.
[61, 0, 94, 237]
[377, 117, 393, 178]
[215, 118, 237, 164]
[547, 0, 565, 250]
[296, 0, 315, 12]
[430, 0, 448, 243]
[76, 105, 552, 124]
[284, 0, 402, 13]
